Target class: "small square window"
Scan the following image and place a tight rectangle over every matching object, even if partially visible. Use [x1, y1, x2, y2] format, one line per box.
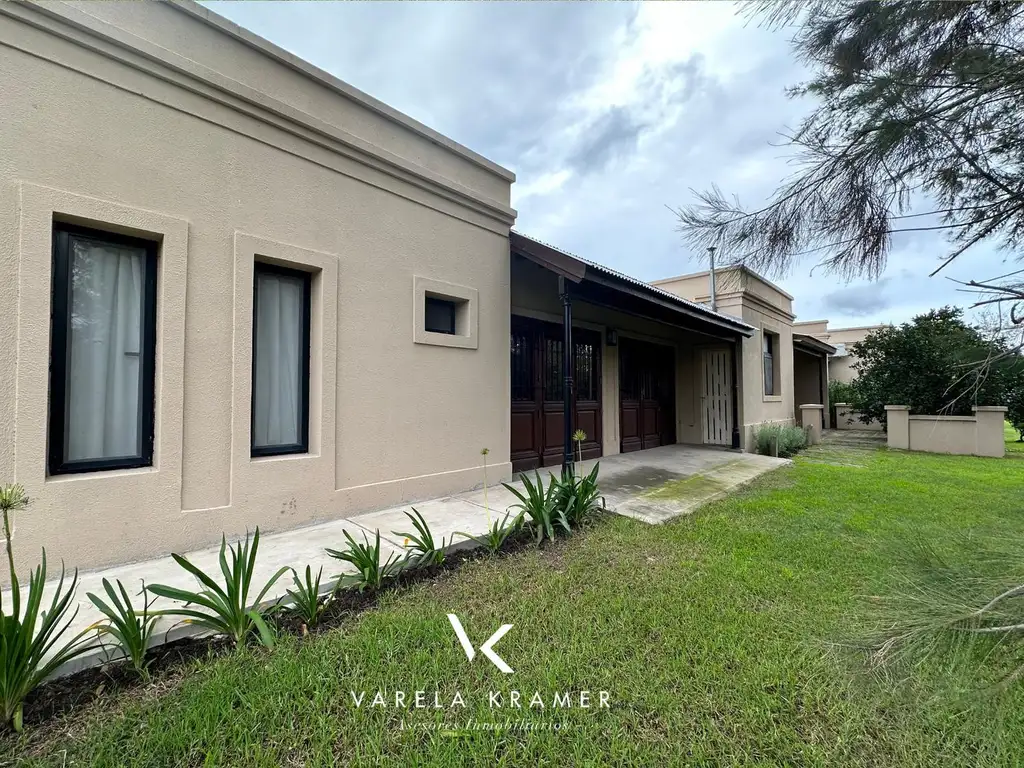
[413, 276, 478, 349]
[424, 297, 457, 335]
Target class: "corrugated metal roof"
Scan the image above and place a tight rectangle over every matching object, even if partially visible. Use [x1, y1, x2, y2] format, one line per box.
[511, 230, 755, 333]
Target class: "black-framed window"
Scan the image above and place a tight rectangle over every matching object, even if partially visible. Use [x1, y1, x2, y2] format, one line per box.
[48, 223, 158, 476]
[763, 331, 776, 396]
[251, 262, 311, 457]
[424, 297, 457, 335]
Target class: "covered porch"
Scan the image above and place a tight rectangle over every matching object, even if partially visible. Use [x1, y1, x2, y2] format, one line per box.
[508, 233, 756, 473]
[792, 332, 836, 431]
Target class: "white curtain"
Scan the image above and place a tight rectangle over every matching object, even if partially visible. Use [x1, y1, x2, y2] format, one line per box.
[66, 239, 144, 461]
[253, 272, 303, 447]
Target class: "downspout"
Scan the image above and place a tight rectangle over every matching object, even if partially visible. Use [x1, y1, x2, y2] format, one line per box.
[559, 276, 575, 475]
[707, 246, 717, 313]
[731, 336, 741, 449]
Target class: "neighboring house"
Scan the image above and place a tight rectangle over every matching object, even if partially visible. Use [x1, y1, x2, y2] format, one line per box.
[793, 321, 888, 383]
[652, 267, 835, 451]
[0, 1, 833, 578]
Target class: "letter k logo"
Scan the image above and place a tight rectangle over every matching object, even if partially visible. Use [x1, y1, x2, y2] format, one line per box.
[447, 614, 514, 674]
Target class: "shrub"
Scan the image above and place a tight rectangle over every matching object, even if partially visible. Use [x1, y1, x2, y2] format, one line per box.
[285, 565, 328, 630]
[87, 579, 158, 678]
[0, 553, 95, 731]
[555, 463, 606, 527]
[505, 471, 569, 544]
[457, 510, 524, 555]
[148, 529, 287, 649]
[326, 529, 406, 592]
[753, 423, 807, 458]
[828, 379, 860, 426]
[0, 483, 95, 731]
[392, 508, 448, 568]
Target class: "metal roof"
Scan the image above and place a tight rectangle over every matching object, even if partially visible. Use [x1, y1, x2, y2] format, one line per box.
[510, 231, 755, 335]
[793, 333, 837, 356]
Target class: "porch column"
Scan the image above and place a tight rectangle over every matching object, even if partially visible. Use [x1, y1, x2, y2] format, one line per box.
[731, 337, 741, 449]
[559, 276, 574, 474]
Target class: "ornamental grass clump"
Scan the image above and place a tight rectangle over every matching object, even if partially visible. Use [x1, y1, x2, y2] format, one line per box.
[0, 483, 95, 732]
[457, 510, 524, 555]
[556, 463, 606, 528]
[148, 528, 287, 649]
[285, 565, 328, 631]
[326, 529, 406, 592]
[392, 508, 448, 568]
[87, 579, 158, 679]
[753, 422, 807, 458]
[505, 471, 569, 544]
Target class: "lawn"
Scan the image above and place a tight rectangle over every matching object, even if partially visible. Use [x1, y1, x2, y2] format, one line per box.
[6, 446, 1024, 766]
[1006, 420, 1024, 454]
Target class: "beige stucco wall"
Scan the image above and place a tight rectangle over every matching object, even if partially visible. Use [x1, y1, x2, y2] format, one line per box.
[835, 405, 883, 431]
[799, 323, 886, 384]
[510, 258, 730, 453]
[0, 3, 516, 577]
[656, 268, 797, 451]
[886, 407, 1007, 458]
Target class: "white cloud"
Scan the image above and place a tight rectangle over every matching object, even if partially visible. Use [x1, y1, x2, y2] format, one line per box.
[205, 0, 998, 328]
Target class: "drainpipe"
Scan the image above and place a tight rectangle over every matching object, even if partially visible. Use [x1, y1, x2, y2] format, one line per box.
[707, 246, 718, 313]
[731, 337, 741, 449]
[559, 276, 575, 475]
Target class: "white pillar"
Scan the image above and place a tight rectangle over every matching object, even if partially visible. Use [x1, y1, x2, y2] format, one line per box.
[799, 404, 824, 445]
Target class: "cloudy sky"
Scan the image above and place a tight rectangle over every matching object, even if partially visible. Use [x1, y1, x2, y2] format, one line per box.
[207, 1, 1011, 328]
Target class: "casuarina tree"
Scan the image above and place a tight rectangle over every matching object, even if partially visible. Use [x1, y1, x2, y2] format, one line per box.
[674, 1, 1024, 335]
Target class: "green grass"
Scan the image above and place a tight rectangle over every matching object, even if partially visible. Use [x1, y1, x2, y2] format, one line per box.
[7, 448, 1024, 766]
[1005, 420, 1024, 454]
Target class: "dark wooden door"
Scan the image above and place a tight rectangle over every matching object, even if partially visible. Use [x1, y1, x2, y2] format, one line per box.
[510, 316, 602, 473]
[619, 338, 675, 453]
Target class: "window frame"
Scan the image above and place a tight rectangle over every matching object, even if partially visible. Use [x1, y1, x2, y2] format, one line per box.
[47, 223, 159, 476]
[250, 261, 312, 458]
[762, 330, 777, 397]
[424, 296, 458, 335]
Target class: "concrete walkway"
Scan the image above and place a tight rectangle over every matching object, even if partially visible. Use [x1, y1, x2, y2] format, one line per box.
[8, 444, 787, 676]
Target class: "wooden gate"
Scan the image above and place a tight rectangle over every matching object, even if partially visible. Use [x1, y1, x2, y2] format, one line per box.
[701, 348, 733, 445]
[510, 316, 602, 473]
[619, 338, 675, 453]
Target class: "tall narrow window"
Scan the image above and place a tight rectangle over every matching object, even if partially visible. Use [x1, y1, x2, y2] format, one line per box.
[251, 263, 311, 456]
[48, 224, 158, 475]
[763, 331, 776, 396]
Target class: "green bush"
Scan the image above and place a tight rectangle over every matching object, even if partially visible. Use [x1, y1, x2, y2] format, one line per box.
[753, 423, 807, 458]
[87, 579, 158, 679]
[1, 484, 96, 731]
[326, 529, 406, 592]
[456, 510, 523, 555]
[504, 471, 569, 544]
[554, 463, 606, 528]
[148, 529, 287, 649]
[828, 379, 860, 426]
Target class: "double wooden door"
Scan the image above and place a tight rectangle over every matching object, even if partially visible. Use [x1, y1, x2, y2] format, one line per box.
[619, 338, 675, 453]
[510, 316, 602, 473]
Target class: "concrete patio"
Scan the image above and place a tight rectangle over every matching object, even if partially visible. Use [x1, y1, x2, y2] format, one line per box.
[8, 444, 787, 677]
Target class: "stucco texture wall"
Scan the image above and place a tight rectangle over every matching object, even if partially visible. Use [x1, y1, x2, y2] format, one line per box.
[0, 5, 514, 575]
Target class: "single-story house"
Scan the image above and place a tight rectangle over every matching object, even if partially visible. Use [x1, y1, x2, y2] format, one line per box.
[0, 1, 833, 577]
